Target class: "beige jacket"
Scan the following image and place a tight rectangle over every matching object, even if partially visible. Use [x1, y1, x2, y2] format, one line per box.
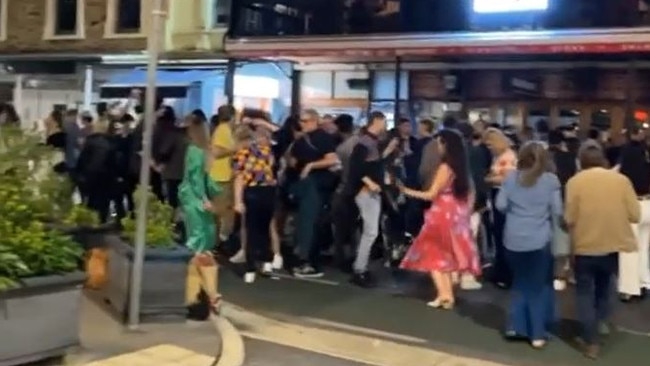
[565, 167, 640, 256]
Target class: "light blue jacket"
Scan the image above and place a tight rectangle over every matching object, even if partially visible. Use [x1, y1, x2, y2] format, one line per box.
[496, 171, 563, 252]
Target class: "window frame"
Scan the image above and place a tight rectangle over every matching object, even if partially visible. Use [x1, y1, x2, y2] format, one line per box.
[104, 0, 148, 39]
[43, 0, 86, 40]
[0, 0, 7, 41]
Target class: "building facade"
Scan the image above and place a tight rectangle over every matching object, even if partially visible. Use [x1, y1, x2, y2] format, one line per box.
[0, 0, 230, 125]
[225, 0, 650, 138]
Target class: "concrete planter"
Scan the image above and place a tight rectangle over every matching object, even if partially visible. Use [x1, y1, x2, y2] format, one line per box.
[62, 224, 118, 251]
[0, 272, 84, 366]
[103, 238, 192, 323]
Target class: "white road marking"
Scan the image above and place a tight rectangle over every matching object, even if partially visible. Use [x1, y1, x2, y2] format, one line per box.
[212, 314, 245, 366]
[222, 303, 507, 366]
[271, 272, 341, 286]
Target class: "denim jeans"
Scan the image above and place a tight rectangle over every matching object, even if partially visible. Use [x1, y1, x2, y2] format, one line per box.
[574, 253, 618, 344]
[506, 247, 555, 340]
[290, 177, 322, 266]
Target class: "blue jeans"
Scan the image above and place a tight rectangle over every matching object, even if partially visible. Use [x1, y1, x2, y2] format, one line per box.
[506, 247, 555, 340]
[574, 253, 617, 344]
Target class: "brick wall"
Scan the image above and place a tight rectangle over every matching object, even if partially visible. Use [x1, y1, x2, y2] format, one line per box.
[0, 0, 146, 54]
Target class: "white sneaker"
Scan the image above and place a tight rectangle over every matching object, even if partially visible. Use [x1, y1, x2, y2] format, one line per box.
[230, 249, 246, 264]
[554, 279, 567, 291]
[262, 262, 273, 274]
[272, 254, 284, 270]
[244, 272, 256, 284]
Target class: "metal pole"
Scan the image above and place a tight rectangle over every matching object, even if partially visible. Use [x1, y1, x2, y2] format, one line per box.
[128, 0, 166, 330]
[83, 65, 93, 112]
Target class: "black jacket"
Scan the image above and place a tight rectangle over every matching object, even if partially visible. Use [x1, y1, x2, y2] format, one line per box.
[77, 133, 118, 183]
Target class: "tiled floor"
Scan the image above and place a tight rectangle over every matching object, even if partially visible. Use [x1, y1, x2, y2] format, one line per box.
[82, 345, 216, 366]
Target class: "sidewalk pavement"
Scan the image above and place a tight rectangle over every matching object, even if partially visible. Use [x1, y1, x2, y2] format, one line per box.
[38, 294, 222, 366]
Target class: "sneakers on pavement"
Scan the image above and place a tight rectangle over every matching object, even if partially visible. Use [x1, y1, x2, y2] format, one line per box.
[293, 264, 324, 278]
[272, 254, 284, 270]
[350, 272, 376, 288]
[460, 274, 482, 290]
[244, 272, 256, 284]
[261, 262, 274, 275]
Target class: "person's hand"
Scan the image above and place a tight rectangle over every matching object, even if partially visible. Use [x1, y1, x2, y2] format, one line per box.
[367, 181, 382, 193]
[234, 201, 245, 214]
[384, 138, 399, 156]
[203, 200, 214, 212]
[300, 163, 312, 179]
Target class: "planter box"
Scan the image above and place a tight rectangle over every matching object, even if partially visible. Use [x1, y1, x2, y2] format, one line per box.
[103, 237, 192, 323]
[0, 272, 84, 366]
[63, 224, 119, 251]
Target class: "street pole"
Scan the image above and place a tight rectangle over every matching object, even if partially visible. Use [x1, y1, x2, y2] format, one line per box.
[128, 0, 166, 330]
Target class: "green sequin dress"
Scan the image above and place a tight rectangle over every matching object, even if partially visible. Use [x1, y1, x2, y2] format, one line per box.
[179, 144, 221, 253]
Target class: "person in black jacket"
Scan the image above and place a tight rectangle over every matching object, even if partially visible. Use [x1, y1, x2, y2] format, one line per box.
[76, 121, 118, 223]
[109, 115, 136, 220]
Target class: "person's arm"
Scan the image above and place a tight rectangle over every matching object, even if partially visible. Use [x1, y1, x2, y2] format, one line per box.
[300, 133, 338, 177]
[232, 148, 249, 212]
[494, 175, 510, 212]
[624, 178, 642, 223]
[250, 118, 280, 133]
[549, 174, 564, 218]
[401, 163, 451, 201]
[233, 173, 245, 213]
[564, 178, 577, 227]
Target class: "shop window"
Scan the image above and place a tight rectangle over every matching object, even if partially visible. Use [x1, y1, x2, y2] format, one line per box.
[334, 71, 369, 99]
[44, 0, 85, 39]
[301, 71, 333, 99]
[372, 71, 409, 100]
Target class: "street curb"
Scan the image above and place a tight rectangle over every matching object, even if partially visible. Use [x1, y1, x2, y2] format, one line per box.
[211, 304, 245, 366]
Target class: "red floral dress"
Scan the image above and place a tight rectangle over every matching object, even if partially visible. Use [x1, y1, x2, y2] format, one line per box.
[400, 170, 481, 275]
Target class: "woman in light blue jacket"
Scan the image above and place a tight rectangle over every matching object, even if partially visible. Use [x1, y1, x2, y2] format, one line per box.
[496, 141, 563, 349]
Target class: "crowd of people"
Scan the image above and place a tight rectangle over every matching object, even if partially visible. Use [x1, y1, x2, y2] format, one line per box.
[34, 96, 650, 360]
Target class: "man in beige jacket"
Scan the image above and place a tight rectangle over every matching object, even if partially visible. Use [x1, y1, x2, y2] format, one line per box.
[564, 145, 640, 359]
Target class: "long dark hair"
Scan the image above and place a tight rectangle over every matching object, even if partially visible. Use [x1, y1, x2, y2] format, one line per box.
[438, 129, 470, 199]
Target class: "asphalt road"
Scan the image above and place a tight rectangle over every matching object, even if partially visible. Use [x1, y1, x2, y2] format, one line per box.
[244, 339, 369, 366]
[220, 265, 650, 366]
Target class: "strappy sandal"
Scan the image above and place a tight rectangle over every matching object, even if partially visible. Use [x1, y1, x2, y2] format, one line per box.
[210, 295, 223, 316]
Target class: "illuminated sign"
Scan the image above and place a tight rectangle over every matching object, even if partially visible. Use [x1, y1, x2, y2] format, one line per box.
[473, 0, 548, 13]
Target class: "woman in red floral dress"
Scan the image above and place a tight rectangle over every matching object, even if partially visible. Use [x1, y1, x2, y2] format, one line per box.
[400, 129, 481, 310]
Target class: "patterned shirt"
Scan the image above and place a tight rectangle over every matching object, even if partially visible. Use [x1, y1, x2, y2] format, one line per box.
[233, 142, 276, 187]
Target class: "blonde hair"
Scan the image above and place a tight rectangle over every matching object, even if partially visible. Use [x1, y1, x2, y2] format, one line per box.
[517, 141, 554, 187]
[483, 128, 512, 153]
[233, 125, 253, 143]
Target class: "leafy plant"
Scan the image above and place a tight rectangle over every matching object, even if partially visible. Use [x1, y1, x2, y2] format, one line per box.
[62, 204, 101, 228]
[0, 126, 83, 291]
[121, 186, 176, 249]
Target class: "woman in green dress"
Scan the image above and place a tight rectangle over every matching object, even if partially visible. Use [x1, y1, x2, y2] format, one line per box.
[179, 110, 222, 315]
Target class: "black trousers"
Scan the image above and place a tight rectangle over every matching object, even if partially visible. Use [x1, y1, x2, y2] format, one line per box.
[244, 186, 276, 272]
[86, 180, 113, 223]
[490, 188, 511, 286]
[165, 179, 182, 209]
[332, 191, 358, 265]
